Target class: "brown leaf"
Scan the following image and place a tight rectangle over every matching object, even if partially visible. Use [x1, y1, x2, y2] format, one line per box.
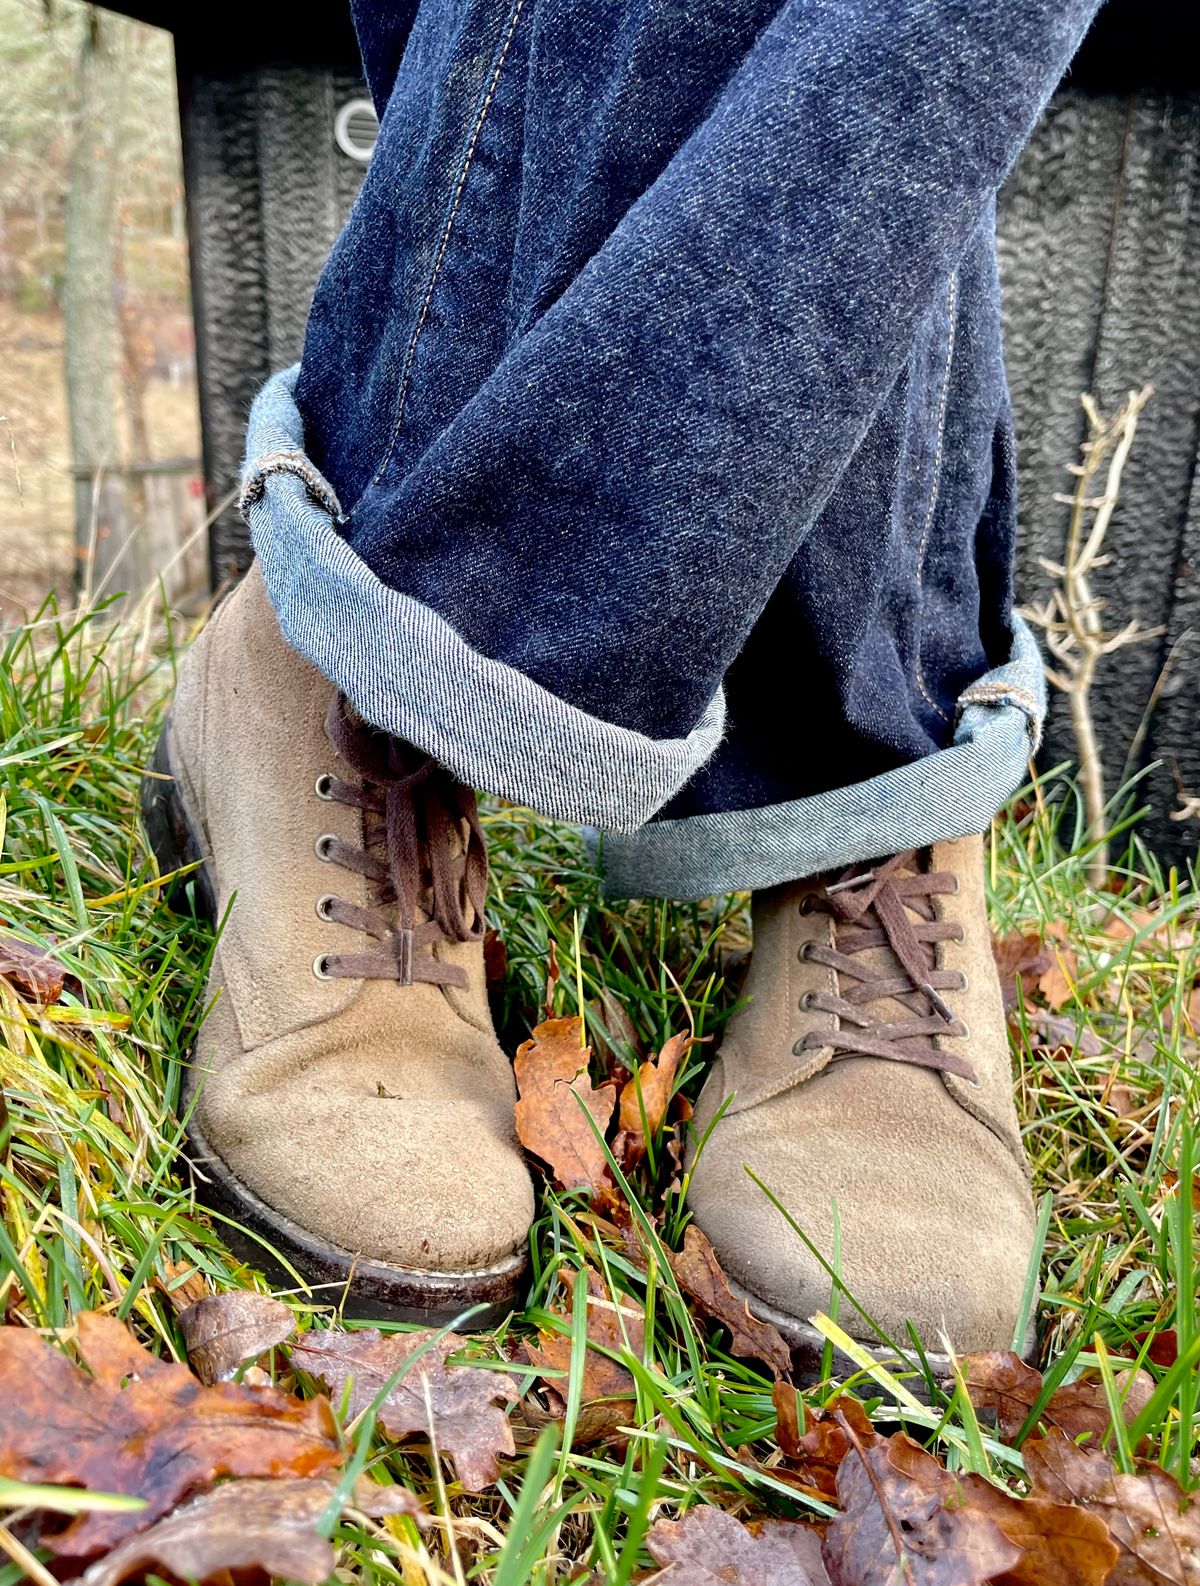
[1025, 1430, 1200, 1586]
[669, 1226, 792, 1378]
[483, 926, 508, 984]
[646, 1505, 832, 1584]
[291, 1327, 518, 1492]
[1025, 1010, 1106, 1057]
[77, 1475, 425, 1586]
[1135, 1329, 1178, 1369]
[961, 1351, 1155, 1446]
[992, 932, 1052, 1011]
[178, 1291, 296, 1385]
[960, 1351, 1046, 1441]
[823, 1433, 1021, 1586]
[951, 1470, 1118, 1586]
[1038, 944, 1079, 1011]
[0, 1311, 341, 1563]
[772, 1383, 880, 1501]
[0, 935, 65, 1006]
[617, 1031, 696, 1167]
[525, 1266, 645, 1409]
[513, 1016, 617, 1197]
[155, 1257, 211, 1315]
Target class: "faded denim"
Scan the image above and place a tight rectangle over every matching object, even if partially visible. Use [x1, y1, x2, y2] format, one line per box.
[242, 0, 1099, 896]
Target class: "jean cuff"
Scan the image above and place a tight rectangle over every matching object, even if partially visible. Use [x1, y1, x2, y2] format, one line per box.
[592, 617, 1046, 898]
[239, 366, 726, 833]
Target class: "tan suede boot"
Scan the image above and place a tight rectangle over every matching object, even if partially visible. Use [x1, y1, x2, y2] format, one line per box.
[142, 565, 534, 1323]
[687, 836, 1035, 1377]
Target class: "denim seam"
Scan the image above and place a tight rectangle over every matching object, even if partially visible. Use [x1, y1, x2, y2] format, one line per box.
[914, 272, 958, 726]
[240, 450, 347, 524]
[358, 0, 531, 509]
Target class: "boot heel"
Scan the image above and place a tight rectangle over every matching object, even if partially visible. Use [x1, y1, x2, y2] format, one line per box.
[141, 719, 217, 921]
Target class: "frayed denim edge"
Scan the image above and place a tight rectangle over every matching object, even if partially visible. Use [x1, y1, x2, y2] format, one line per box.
[592, 617, 1046, 898]
[240, 366, 726, 834]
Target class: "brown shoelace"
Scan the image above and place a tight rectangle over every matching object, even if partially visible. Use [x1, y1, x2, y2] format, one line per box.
[312, 696, 486, 987]
[793, 849, 978, 1082]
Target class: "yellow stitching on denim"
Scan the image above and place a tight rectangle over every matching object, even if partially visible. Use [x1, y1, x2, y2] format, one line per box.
[914, 273, 958, 725]
[364, 0, 530, 500]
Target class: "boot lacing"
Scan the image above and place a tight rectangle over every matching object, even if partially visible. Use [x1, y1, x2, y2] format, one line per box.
[311, 696, 486, 987]
[795, 849, 978, 1081]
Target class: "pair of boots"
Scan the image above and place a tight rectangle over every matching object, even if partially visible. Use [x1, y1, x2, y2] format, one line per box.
[143, 567, 1036, 1357]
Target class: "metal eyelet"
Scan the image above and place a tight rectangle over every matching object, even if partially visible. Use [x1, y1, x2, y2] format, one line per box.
[799, 990, 817, 1012]
[312, 954, 333, 980]
[797, 941, 813, 962]
[314, 833, 336, 861]
[957, 971, 970, 993]
[798, 894, 817, 915]
[315, 894, 336, 922]
[315, 773, 335, 800]
[948, 874, 961, 894]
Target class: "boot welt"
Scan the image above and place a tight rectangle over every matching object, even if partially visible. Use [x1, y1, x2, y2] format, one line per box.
[725, 1274, 1037, 1394]
[141, 720, 529, 1327]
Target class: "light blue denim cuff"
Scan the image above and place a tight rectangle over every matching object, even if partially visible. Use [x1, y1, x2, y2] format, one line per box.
[239, 366, 725, 834]
[593, 618, 1045, 898]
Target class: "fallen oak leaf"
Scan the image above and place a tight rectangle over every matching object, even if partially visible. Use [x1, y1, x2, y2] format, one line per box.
[1025, 1430, 1200, 1586]
[646, 1504, 832, 1584]
[525, 1266, 645, 1406]
[0, 936, 65, 1006]
[77, 1475, 426, 1586]
[949, 1469, 1118, 1586]
[822, 1432, 1021, 1586]
[178, 1291, 296, 1385]
[617, 1031, 698, 1167]
[0, 1311, 341, 1563]
[772, 1382, 879, 1501]
[291, 1327, 518, 1492]
[669, 1225, 792, 1378]
[992, 931, 1052, 1011]
[960, 1351, 1154, 1447]
[1038, 941, 1080, 1011]
[513, 1016, 617, 1197]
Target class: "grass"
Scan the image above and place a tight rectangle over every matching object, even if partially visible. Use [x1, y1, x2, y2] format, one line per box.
[0, 595, 1197, 1583]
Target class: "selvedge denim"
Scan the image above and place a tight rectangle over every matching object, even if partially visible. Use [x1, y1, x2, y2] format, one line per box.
[240, 0, 1099, 898]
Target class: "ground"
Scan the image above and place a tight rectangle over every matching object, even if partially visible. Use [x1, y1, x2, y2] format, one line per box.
[0, 597, 1196, 1584]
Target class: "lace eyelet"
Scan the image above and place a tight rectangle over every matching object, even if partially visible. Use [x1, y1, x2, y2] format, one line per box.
[797, 941, 813, 962]
[315, 773, 335, 800]
[315, 894, 336, 922]
[957, 971, 970, 993]
[312, 954, 334, 980]
[792, 1038, 806, 1056]
[799, 990, 817, 1012]
[948, 874, 961, 894]
[798, 894, 817, 916]
[314, 833, 337, 861]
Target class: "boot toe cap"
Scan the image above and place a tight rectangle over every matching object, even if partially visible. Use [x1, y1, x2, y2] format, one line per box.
[687, 1068, 1036, 1355]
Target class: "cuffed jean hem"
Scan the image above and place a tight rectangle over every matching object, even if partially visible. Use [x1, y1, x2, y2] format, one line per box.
[593, 618, 1046, 899]
[238, 366, 726, 833]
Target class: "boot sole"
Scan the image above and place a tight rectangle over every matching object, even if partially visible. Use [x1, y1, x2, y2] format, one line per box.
[141, 717, 529, 1329]
[726, 1275, 1038, 1393]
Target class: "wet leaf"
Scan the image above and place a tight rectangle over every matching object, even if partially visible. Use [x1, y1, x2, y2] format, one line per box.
[961, 1351, 1154, 1446]
[0, 1311, 341, 1562]
[646, 1505, 832, 1584]
[177, 1291, 296, 1385]
[951, 1470, 1118, 1586]
[291, 1327, 518, 1492]
[513, 1015, 617, 1197]
[1025, 1430, 1200, 1586]
[822, 1433, 1021, 1586]
[617, 1031, 697, 1166]
[669, 1225, 792, 1378]
[0, 935, 65, 1006]
[772, 1383, 880, 1501]
[77, 1475, 425, 1586]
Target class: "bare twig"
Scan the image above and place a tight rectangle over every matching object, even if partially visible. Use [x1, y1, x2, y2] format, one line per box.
[1020, 386, 1158, 886]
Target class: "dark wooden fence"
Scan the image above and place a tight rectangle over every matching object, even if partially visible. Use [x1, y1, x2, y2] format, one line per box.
[115, 0, 1200, 863]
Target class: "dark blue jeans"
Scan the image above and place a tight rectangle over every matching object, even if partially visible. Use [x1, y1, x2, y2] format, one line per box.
[239, 0, 1099, 897]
